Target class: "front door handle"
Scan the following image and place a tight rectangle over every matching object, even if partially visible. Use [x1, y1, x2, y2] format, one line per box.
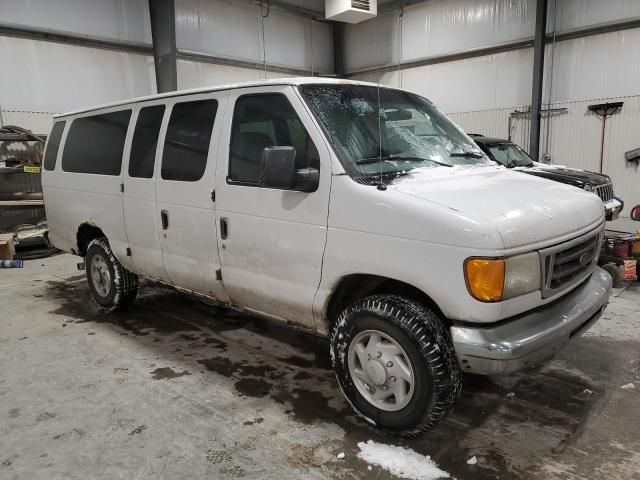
[220, 217, 229, 239]
[161, 210, 169, 230]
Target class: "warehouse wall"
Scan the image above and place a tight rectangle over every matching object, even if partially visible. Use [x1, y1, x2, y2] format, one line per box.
[0, 0, 332, 132]
[175, 0, 333, 89]
[0, 0, 155, 132]
[349, 0, 640, 215]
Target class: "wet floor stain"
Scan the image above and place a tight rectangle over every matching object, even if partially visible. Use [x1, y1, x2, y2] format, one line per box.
[150, 367, 191, 380]
[234, 378, 272, 398]
[8, 408, 20, 418]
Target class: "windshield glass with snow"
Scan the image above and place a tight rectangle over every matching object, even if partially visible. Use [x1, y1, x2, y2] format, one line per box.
[298, 84, 492, 179]
[487, 143, 534, 168]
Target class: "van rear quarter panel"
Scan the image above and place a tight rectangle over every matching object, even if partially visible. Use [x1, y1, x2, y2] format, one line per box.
[43, 112, 129, 264]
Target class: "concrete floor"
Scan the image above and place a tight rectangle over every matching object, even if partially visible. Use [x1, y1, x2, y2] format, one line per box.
[1, 254, 639, 480]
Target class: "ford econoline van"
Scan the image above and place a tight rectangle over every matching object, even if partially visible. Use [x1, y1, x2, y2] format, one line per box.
[42, 78, 612, 436]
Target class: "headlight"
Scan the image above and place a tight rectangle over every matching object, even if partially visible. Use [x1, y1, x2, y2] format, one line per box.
[584, 184, 593, 192]
[465, 252, 541, 302]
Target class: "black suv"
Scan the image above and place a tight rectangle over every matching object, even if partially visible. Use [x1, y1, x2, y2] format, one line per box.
[470, 134, 623, 221]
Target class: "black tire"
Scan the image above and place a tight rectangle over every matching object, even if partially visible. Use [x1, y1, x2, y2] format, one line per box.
[330, 295, 462, 437]
[602, 263, 623, 288]
[85, 237, 138, 313]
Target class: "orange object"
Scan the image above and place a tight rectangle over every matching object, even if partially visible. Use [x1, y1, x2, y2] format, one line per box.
[465, 258, 505, 302]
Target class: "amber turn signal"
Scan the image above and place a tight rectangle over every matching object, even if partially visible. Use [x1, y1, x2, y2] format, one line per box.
[465, 258, 505, 302]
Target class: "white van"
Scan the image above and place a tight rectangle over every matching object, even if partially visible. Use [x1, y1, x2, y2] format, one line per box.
[42, 78, 612, 436]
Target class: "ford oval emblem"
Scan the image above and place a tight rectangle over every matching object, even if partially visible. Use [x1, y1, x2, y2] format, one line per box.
[579, 252, 591, 265]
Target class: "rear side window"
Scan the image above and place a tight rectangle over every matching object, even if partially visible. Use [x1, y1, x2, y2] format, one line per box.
[62, 110, 131, 175]
[229, 94, 319, 185]
[129, 105, 165, 178]
[43, 121, 66, 171]
[161, 99, 218, 182]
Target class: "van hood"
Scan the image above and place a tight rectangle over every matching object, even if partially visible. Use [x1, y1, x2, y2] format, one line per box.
[390, 165, 604, 249]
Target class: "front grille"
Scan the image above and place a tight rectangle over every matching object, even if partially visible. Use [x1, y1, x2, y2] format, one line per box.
[594, 183, 614, 203]
[540, 228, 603, 298]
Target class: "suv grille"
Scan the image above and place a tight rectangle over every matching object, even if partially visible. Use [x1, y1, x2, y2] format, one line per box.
[594, 183, 614, 203]
[540, 228, 603, 298]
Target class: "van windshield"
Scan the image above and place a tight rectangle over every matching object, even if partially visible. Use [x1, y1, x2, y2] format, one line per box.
[298, 84, 492, 179]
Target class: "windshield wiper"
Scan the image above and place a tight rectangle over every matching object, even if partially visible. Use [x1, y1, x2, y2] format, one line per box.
[356, 155, 452, 168]
[507, 160, 534, 168]
[450, 151, 483, 159]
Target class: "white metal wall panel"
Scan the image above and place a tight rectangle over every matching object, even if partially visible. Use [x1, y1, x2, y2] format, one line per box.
[344, 0, 535, 72]
[544, 28, 640, 103]
[401, 0, 535, 62]
[344, 10, 399, 71]
[0, 110, 54, 134]
[448, 108, 514, 139]
[175, 0, 333, 73]
[552, 0, 640, 32]
[0, 0, 152, 44]
[0, 36, 155, 114]
[177, 60, 283, 90]
[352, 49, 534, 112]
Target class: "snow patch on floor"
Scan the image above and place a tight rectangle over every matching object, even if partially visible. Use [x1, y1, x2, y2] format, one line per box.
[357, 440, 449, 480]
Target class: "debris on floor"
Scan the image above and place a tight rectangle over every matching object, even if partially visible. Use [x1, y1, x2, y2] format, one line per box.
[620, 382, 635, 389]
[357, 439, 450, 480]
[466, 456, 477, 465]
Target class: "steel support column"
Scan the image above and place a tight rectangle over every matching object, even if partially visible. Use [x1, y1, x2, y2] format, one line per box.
[149, 0, 178, 93]
[333, 23, 346, 77]
[529, 0, 548, 161]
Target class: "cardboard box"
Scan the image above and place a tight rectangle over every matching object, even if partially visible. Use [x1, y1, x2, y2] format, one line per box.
[0, 233, 16, 260]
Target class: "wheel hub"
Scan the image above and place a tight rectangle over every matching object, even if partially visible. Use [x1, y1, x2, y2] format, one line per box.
[90, 254, 111, 298]
[347, 329, 416, 412]
[364, 360, 387, 386]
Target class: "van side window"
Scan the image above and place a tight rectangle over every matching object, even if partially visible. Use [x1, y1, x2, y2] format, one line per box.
[129, 105, 165, 178]
[229, 94, 319, 185]
[61, 110, 131, 175]
[43, 121, 66, 171]
[161, 99, 218, 182]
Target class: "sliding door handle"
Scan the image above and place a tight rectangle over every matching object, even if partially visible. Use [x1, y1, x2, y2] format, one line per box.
[220, 217, 229, 239]
[160, 210, 169, 230]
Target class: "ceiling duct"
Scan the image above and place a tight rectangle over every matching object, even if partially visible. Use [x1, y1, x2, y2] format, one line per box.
[325, 0, 377, 23]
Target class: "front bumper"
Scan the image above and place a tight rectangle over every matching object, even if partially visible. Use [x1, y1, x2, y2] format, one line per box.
[450, 267, 612, 375]
[604, 197, 623, 221]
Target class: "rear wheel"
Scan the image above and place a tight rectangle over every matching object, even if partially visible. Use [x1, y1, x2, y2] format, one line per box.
[85, 237, 138, 312]
[330, 295, 462, 437]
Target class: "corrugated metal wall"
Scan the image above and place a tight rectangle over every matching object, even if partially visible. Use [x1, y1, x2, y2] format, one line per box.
[175, 0, 333, 89]
[0, 0, 156, 132]
[0, 0, 152, 43]
[0, 0, 332, 131]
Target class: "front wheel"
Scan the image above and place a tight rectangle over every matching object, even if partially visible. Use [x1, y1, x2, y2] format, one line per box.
[330, 295, 462, 437]
[85, 237, 138, 313]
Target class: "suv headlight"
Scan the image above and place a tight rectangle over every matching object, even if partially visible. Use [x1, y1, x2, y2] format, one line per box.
[465, 252, 541, 302]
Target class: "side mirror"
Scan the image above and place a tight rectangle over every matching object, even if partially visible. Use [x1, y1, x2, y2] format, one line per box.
[631, 205, 640, 221]
[260, 146, 319, 192]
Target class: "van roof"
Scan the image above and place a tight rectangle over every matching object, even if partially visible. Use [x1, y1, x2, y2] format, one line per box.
[55, 77, 382, 118]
